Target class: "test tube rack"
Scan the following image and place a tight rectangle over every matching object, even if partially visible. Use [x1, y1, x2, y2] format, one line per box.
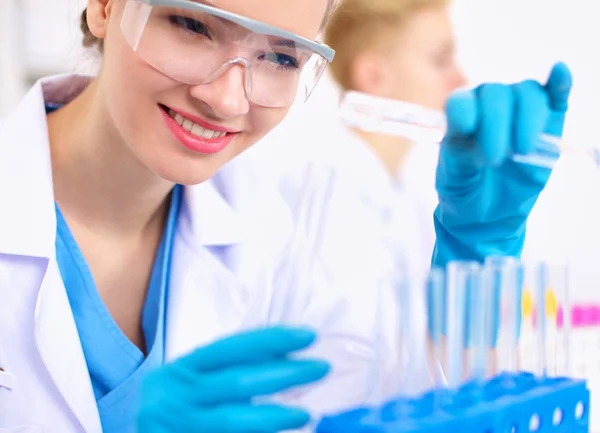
[316, 373, 590, 433]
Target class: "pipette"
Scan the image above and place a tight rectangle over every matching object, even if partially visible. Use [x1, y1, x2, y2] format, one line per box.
[339, 91, 600, 169]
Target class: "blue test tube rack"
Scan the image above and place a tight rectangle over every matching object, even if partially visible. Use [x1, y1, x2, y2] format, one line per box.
[316, 373, 590, 433]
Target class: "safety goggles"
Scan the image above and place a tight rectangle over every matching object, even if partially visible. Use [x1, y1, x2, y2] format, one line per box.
[121, 0, 335, 108]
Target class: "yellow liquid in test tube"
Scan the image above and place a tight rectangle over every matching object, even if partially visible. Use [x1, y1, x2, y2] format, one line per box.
[519, 290, 536, 372]
[546, 290, 559, 376]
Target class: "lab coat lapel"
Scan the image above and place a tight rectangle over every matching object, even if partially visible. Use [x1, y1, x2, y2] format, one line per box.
[164, 162, 295, 361]
[0, 77, 102, 432]
[164, 238, 251, 361]
[0, 80, 56, 258]
[164, 182, 253, 361]
[35, 262, 102, 432]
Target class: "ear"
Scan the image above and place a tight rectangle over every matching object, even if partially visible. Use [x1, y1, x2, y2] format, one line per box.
[350, 52, 387, 95]
[86, 0, 115, 40]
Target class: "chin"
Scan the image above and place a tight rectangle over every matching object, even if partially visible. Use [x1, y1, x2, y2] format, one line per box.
[135, 136, 244, 186]
[155, 164, 220, 186]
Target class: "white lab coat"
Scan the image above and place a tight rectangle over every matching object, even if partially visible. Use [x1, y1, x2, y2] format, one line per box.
[0, 75, 381, 432]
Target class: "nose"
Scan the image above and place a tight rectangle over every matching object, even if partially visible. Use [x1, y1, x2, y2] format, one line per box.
[452, 66, 468, 89]
[189, 65, 250, 119]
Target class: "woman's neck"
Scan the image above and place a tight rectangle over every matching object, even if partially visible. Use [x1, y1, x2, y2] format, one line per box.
[47, 78, 174, 239]
[353, 129, 414, 178]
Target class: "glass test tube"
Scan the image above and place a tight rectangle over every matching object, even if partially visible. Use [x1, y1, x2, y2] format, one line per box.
[465, 264, 487, 383]
[519, 264, 537, 374]
[372, 270, 410, 409]
[484, 256, 523, 376]
[426, 268, 447, 388]
[543, 263, 571, 377]
[382, 271, 432, 420]
[263, 163, 337, 424]
[445, 261, 480, 388]
[365, 274, 396, 422]
[520, 262, 554, 376]
[536, 263, 549, 376]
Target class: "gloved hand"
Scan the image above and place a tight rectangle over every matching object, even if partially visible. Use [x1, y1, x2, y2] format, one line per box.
[136, 326, 330, 433]
[432, 62, 573, 267]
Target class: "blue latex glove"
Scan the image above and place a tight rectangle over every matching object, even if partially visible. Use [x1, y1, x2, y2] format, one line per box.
[432, 62, 573, 267]
[136, 326, 330, 433]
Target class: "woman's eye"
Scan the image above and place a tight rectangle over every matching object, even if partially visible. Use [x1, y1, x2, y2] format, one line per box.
[262, 52, 299, 69]
[169, 15, 210, 37]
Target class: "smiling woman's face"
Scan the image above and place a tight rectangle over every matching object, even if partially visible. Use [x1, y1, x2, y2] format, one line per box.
[86, 0, 330, 185]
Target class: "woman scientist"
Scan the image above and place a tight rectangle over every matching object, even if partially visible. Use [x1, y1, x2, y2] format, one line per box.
[0, 0, 571, 433]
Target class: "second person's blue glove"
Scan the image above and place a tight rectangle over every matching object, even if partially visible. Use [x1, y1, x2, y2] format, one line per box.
[432, 62, 573, 267]
[136, 326, 330, 433]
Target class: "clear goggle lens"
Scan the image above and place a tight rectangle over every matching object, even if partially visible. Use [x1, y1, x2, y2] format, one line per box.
[121, 0, 330, 108]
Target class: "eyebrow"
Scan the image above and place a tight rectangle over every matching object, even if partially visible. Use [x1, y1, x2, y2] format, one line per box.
[270, 38, 297, 49]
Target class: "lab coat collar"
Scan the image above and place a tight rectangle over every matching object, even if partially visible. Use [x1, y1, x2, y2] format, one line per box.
[338, 127, 401, 212]
[179, 179, 249, 246]
[184, 155, 293, 249]
[0, 77, 63, 258]
[335, 120, 439, 216]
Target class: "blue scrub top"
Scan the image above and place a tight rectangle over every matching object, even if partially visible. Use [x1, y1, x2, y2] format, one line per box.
[50, 97, 183, 433]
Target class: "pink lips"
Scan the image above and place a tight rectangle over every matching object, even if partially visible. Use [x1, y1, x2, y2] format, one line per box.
[160, 105, 238, 154]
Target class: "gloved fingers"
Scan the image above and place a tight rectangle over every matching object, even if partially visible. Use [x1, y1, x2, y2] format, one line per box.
[544, 62, 573, 137]
[474, 83, 514, 165]
[439, 90, 481, 174]
[193, 404, 312, 433]
[190, 358, 330, 405]
[138, 402, 311, 433]
[544, 62, 572, 113]
[512, 80, 550, 155]
[178, 326, 317, 372]
[444, 90, 478, 139]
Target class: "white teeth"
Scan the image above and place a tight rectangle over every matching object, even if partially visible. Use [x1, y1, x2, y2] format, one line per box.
[191, 123, 205, 137]
[167, 108, 228, 139]
[182, 119, 194, 132]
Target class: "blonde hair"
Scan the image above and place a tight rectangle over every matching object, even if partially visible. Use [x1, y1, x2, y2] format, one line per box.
[325, 0, 450, 90]
[321, 0, 342, 30]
